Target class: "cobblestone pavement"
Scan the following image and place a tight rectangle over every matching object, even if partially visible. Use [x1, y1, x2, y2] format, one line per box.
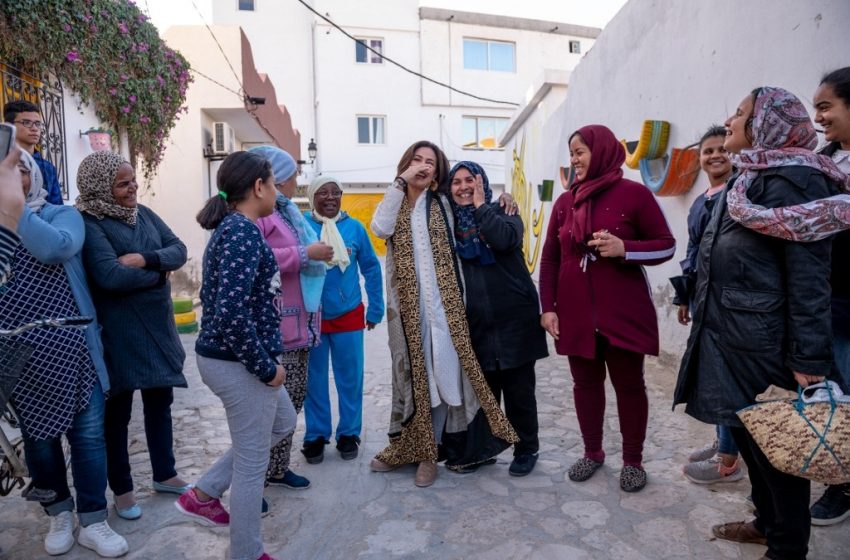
[2, 323, 848, 559]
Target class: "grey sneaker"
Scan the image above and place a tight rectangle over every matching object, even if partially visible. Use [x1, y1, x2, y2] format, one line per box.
[683, 455, 743, 484]
[687, 440, 718, 463]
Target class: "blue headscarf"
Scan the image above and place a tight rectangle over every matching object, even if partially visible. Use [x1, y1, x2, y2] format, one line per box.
[448, 161, 495, 266]
[248, 146, 326, 312]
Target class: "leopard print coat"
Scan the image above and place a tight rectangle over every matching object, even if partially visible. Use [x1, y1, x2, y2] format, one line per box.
[375, 190, 518, 469]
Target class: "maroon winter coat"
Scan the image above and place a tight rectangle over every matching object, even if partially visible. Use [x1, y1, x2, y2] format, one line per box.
[539, 176, 675, 359]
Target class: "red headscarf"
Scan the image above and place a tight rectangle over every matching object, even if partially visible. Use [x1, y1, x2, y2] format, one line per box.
[569, 125, 625, 248]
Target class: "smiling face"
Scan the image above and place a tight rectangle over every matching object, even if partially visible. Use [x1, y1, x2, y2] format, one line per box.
[569, 134, 592, 182]
[408, 146, 437, 190]
[698, 135, 732, 184]
[450, 167, 476, 206]
[724, 94, 755, 154]
[111, 163, 138, 208]
[814, 83, 850, 147]
[313, 182, 343, 218]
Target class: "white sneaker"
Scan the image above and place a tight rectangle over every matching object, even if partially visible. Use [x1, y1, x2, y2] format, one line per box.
[78, 520, 129, 558]
[45, 510, 75, 555]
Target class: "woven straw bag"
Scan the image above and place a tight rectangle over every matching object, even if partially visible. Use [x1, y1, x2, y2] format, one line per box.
[737, 381, 850, 485]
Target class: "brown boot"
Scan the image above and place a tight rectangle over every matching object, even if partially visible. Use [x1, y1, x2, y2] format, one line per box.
[414, 461, 437, 487]
[370, 458, 397, 472]
[711, 521, 767, 546]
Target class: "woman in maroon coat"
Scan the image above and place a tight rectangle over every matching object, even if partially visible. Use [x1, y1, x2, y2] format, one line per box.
[539, 124, 675, 492]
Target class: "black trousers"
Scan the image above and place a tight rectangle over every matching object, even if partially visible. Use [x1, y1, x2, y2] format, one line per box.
[104, 387, 178, 495]
[483, 361, 539, 456]
[730, 426, 810, 560]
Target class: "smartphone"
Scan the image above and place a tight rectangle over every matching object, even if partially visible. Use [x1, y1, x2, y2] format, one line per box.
[0, 123, 15, 160]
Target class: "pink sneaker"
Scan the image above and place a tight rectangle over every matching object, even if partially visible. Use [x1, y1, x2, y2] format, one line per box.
[257, 554, 278, 560]
[174, 488, 230, 527]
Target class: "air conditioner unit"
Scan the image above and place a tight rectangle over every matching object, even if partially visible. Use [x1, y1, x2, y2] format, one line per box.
[212, 122, 236, 155]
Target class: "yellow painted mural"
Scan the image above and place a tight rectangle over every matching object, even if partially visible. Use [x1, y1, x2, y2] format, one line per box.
[341, 193, 386, 256]
[511, 136, 546, 274]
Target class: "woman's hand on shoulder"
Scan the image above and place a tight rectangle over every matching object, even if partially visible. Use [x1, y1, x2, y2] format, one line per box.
[307, 241, 334, 262]
[118, 252, 146, 268]
[540, 311, 559, 340]
[498, 192, 519, 216]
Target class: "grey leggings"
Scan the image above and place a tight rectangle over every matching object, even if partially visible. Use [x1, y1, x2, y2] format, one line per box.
[195, 355, 297, 560]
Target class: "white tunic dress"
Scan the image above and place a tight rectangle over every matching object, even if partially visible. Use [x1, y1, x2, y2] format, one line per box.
[371, 186, 463, 407]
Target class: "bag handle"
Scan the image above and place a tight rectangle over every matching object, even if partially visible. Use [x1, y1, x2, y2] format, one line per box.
[798, 380, 849, 406]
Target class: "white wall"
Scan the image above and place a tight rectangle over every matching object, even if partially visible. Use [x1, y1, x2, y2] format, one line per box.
[211, 0, 315, 149]
[62, 92, 105, 201]
[506, 0, 850, 363]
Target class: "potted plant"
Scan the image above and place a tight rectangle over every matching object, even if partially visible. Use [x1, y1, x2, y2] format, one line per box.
[82, 126, 114, 152]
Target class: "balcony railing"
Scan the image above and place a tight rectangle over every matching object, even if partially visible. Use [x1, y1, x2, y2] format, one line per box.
[1, 63, 68, 200]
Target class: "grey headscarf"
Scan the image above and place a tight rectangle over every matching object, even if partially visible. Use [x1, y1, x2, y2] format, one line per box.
[19, 150, 47, 212]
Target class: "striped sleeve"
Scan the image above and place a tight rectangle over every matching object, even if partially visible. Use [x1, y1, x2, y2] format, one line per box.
[0, 224, 20, 286]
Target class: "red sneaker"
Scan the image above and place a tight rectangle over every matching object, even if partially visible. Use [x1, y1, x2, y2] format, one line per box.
[174, 488, 230, 527]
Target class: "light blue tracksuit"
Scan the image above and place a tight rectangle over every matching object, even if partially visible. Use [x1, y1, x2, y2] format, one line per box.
[303, 213, 383, 442]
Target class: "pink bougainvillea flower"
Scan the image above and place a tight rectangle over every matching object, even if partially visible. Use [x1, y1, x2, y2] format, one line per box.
[140, 116, 150, 124]
[118, 21, 129, 34]
[120, 74, 129, 82]
[129, 95, 137, 103]
[121, 106, 131, 114]
[66, 51, 79, 62]
[108, 87, 118, 96]
[63, 23, 71, 32]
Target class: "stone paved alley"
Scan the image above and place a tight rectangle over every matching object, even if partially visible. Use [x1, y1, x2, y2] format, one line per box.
[1, 320, 848, 559]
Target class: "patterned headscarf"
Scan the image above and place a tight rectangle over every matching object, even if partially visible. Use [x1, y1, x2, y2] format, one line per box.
[448, 161, 494, 265]
[75, 151, 137, 225]
[19, 150, 47, 212]
[725, 87, 850, 241]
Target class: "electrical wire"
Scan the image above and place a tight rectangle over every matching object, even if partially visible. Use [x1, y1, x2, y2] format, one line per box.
[190, 0, 245, 96]
[293, 0, 520, 107]
[189, 68, 243, 98]
[188, 1, 283, 147]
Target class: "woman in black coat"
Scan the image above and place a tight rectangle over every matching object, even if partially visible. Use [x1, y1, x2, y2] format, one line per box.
[76, 151, 189, 520]
[448, 161, 548, 476]
[673, 87, 843, 560]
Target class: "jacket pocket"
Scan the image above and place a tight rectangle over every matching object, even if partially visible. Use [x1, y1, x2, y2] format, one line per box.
[278, 306, 302, 347]
[720, 288, 784, 353]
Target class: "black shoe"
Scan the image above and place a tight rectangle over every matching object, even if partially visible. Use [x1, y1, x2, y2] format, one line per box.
[301, 438, 327, 464]
[509, 453, 538, 477]
[811, 484, 850, 526]
[336, 435, 360, 461]
[261, 497, 270, 518]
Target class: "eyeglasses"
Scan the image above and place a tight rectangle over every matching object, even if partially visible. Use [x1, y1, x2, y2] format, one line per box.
[14, 119, 45, 130]
[315, 189, 343, 199]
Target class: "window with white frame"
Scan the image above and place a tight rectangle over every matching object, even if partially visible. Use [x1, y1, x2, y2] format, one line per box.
[357, 115, 386, 144]
[462, 116, 509, 149]
[355, 37, 384, 64]
[238, 0, 255, 11]
[569, 40, 581, 54]
[463, 38, 515, 72]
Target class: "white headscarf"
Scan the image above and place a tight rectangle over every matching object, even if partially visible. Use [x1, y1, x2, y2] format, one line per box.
[20, 150, 47, 212]
[308, 175, 350, 273]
